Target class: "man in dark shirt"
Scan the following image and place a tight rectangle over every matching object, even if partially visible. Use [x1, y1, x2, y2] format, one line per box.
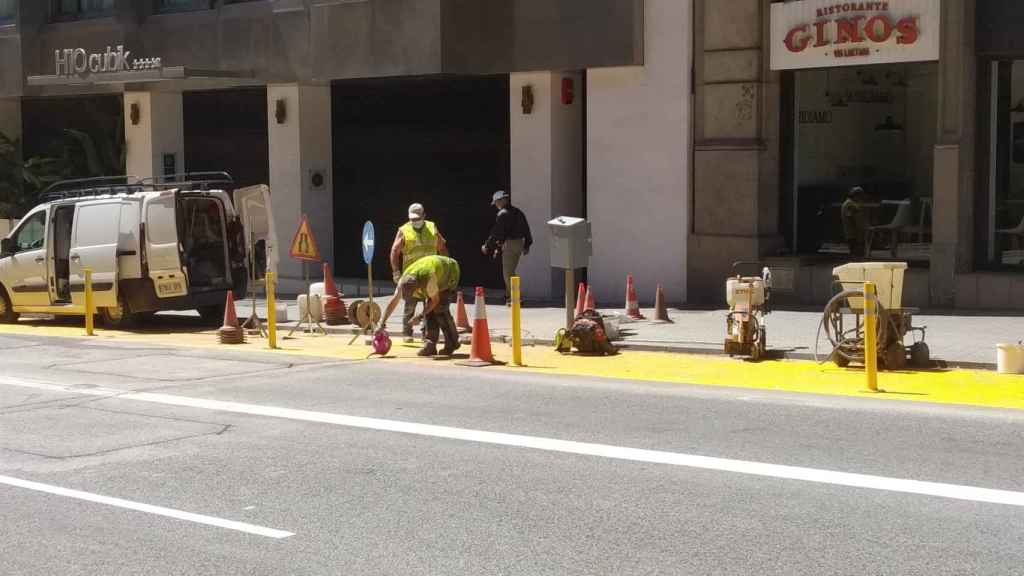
[481, 190, 533, 305]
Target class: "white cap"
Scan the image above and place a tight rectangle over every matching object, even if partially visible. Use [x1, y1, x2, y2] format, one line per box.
[408, 203, 425, 221]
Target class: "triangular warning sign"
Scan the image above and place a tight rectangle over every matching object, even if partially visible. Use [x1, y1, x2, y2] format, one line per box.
[289, 215, 321, 262]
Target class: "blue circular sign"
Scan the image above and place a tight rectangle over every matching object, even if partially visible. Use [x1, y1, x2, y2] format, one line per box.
[361, 221, 375, 265]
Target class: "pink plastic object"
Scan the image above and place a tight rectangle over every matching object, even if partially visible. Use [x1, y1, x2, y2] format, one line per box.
[372, 331, 393, 356]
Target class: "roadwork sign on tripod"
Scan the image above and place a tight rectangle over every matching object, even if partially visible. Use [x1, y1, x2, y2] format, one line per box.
[288, 215, 327, 336]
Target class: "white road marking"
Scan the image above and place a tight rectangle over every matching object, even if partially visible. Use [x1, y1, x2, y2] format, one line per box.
[0, 474, 294, 539]
[4, 376, 1024, 508]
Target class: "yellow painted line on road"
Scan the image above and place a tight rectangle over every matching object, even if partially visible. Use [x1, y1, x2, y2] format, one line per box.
[2, 320, 1023, 411]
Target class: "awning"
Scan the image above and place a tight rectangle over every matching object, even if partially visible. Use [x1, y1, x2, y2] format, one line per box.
[27, 66, 254, 87]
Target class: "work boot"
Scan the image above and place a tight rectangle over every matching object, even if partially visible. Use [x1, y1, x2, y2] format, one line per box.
[440, 340, 462, 356]
[417, 342, 438, 357]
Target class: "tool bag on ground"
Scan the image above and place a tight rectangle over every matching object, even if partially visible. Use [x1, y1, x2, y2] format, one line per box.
[556, 310, 618, 355]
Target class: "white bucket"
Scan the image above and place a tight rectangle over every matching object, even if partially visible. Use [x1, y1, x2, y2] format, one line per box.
[297, 294, 323, 322]
[997, 343, 1024, 375]
[274, 303, 289, 323]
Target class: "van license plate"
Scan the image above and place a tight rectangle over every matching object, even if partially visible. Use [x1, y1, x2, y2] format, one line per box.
[155, 278, 186, 298]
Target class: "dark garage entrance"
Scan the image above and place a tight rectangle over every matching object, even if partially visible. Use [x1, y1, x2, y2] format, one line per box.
[332, 75, 510, 290]
[184, 88, 269, 188]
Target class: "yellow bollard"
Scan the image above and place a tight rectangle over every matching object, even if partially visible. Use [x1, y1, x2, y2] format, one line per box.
[266, 271, 277, 350]
[511, 276, 522, 366]
[863, 281, 878, 392]
[83, 268, 94, 336]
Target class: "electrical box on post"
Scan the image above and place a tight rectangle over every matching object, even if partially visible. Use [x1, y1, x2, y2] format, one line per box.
[547, 216, 591, 270]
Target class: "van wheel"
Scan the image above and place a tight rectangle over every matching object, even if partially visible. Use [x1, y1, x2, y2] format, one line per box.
[0, 286, 18, 323]
[100, 296, 135, 329]
[197, 304, 225, 326]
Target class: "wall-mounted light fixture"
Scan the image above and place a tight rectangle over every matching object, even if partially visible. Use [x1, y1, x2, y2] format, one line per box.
[521, 85, 534, 115]
[130, 102, 140, 125]
[561, 77, 574, 105]
[275, 99, 287, 124]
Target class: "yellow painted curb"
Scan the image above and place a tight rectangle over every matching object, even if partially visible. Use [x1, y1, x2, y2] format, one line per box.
[2, 320, 1023, 411]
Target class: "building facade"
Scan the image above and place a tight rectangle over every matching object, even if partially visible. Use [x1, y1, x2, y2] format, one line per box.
[693, 0, 1024, 310]
[0, 0, 692, 305]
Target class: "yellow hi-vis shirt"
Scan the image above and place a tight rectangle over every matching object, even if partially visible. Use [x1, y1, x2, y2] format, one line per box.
[403, 255, 460, 300]
[399, 221, 439, 271]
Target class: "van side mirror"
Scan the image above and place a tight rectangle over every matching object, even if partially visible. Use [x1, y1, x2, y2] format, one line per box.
[0, 237, 13, 256]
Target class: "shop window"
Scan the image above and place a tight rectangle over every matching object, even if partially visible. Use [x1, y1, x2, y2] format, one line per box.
[0, 0, 15, 23]
[986, 61, 1024, 268]
[786, 63, 937, 264]
[155, 0, 214, 12]
[51, 0, 114, 21]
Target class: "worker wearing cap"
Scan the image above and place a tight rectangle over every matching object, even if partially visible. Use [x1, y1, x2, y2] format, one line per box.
[390, 203, 448, 342]
[482, 191, 532, 305]
[842, 186, 868, 259]
[378, 255, 461, 357]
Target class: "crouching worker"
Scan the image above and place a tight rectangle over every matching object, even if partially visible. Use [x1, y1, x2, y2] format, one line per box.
[378, 255, 462, 357]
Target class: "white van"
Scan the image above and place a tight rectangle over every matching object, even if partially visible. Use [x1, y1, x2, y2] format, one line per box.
[0, 173, 277, 327]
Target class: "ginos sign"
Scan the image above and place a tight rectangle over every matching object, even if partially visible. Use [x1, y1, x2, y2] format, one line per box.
[770, 0, 940, 71]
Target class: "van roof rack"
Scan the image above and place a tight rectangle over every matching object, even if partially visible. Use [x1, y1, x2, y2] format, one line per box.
[40, 176, 150, 202]
[140, 172, 235, 191]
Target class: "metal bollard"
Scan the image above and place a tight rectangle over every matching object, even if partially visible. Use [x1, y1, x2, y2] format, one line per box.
[511, 276, 522, 366]
[84, 268, 94, 336]
[864, 281, 878, 392]
[266, 271, 277, 350]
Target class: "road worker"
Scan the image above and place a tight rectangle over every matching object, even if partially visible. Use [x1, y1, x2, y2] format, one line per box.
[378, 255, 461, 357]
[389, 203, 448, 342]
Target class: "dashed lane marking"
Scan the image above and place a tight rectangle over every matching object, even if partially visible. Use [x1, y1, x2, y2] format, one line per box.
[0, 473, 294, 539]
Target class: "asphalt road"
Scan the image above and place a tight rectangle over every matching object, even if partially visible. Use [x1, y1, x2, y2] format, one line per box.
[2, 332, 1024, 575]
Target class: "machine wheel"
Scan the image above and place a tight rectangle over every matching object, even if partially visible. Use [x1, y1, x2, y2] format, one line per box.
[100, 295, 136, 329]
[197, 304, 226, 326]
[0, 285, 18, 324]
[910, 342, 931, 368]
[882, 341, 907, 371]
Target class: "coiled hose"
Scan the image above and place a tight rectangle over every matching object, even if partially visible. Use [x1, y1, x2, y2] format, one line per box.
[814, 289, 893, 365]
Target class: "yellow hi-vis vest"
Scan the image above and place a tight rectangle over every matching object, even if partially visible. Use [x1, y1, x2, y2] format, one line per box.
[404, 255, 460, 300]
[400, 220, 439, 271]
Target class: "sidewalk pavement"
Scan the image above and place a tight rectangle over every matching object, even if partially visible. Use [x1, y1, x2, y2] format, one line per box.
[229, 293, 1019, 369]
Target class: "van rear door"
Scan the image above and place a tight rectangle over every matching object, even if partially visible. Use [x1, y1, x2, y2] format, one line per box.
[69, 200, 121, 309]
[233, 185, 278, 280]
[143, 191, 188, 298]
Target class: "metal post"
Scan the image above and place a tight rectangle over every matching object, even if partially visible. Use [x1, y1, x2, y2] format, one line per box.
[267, 271, 277, 349]
[368, 262, 374, 313]
[511, 276, 522, 366]
[84, 268, 94, 336]
[565, 269, 575, 329]
[864, 282, 879, 392]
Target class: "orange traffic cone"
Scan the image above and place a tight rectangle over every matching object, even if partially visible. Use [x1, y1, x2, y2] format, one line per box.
[322, 262, 347, 325]
[654, 284, 673, 323]
[218, 290, 245, 344]
[457, 287, 498, 367]
[323, 262, 340, 298]
[574, 282, 587, 317]
[625, 274, 645, 320]
[455, 290, 471, 333]
[585, 285, 596, 311]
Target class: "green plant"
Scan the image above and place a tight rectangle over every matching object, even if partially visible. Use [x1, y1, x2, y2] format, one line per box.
[0, 131, 68, 218]
[0, 122, 126, 218]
